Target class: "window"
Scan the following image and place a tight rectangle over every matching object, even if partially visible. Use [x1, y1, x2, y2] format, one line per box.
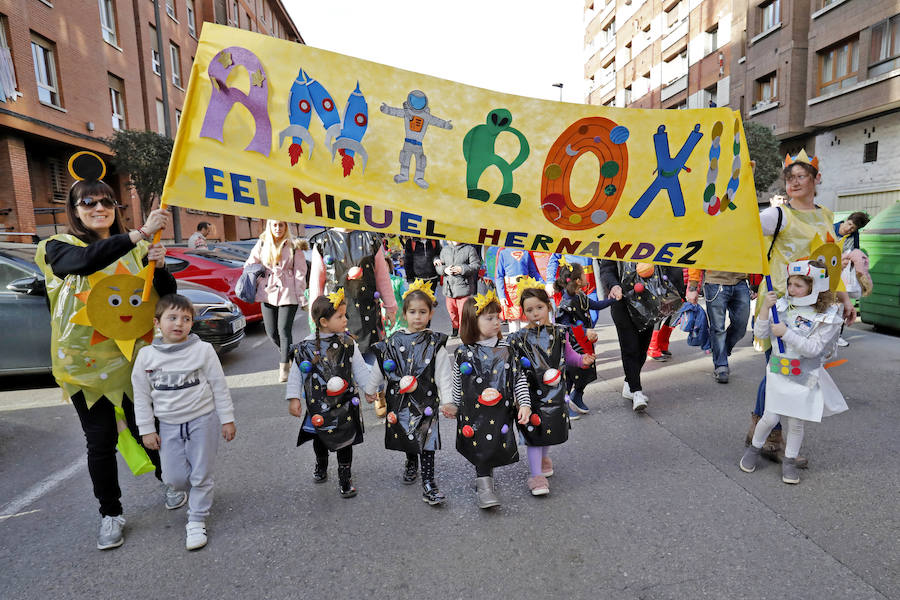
[624, 85, 632, 105]
[705, 25, 719, 55]
[760, 0, 781, 33]
[155, 99, 166, 135]
[755, 72, 777, 105]
[186, 0, 196, 36]
[165, 0, 176, 20]
[175, 108, 182, 131]
[1, 15, 19, 101]
[169, 42, 181, 87]
[109, 74, 125, 130]
[231, 0, 239, 25]
[705, 84, 718, 107]
[150, 26, 160, 75]
[600, 19, 615, 45]
[666, 1, 681, 28]
[870, 15, 900, 76]
[48, 156, 68, 203]
[863, 141, 878, 163]
[98, 0, 117, 46]
[818, 36, 859, 95]
[31, 34, 61, 107]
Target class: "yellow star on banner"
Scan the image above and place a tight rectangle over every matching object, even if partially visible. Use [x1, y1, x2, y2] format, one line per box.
[251, 69, 265, 87]
[218, 51, 232, 68]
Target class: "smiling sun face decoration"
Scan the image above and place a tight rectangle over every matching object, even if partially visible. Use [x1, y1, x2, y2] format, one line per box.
[70, 261, 159, 360]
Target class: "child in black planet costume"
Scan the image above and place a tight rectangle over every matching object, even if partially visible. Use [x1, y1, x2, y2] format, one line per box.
[287, 291, 370, 498]
[366, 279, 451, 506]
[554, 261, 613, 415]
[442, 289, 531, 509]
[508, 278, 595, 497]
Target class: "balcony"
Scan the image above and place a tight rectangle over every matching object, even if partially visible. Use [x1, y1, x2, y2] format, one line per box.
[661, 74, 688, 101]
[661, 18, 688, 52]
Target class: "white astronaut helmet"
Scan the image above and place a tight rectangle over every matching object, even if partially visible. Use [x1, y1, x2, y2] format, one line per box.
[786, 259, 829, 306]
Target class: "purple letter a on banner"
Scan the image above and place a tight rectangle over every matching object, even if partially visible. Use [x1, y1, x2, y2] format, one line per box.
[200, 46, 272, 157]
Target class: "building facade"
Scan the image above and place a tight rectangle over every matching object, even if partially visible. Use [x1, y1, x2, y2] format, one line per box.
[0, 0, 301, 242]
[585, 0, 900, 214]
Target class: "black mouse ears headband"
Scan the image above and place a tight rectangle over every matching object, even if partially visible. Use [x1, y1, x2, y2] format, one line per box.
[68, 151, 107, 183]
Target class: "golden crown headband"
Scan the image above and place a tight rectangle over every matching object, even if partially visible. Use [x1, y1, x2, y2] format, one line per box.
[403, 278, 436, 304]
[473, 289, 500, 315]
[784, 149, 819, 172]
[327, 288, 345, 309]
[516, 276, 545, 293]
[68, 151, 107, 183]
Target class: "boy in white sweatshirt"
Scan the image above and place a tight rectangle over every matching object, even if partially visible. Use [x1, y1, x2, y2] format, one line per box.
[132, 294, 236, 550]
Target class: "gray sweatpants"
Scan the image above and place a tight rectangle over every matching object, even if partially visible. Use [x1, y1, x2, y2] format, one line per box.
[159, 410, 219, 522]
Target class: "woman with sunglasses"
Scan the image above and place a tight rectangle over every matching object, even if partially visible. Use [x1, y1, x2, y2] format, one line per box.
[35, 176, 177, 551]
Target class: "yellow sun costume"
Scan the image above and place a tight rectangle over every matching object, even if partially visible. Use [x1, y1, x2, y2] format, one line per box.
[36, 234, 157, 409]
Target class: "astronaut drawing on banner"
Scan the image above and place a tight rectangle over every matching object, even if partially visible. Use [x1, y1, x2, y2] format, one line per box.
[380, 90, 452, 189]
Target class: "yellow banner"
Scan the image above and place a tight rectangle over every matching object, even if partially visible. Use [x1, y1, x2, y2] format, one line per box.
[163, 24, 766, 272]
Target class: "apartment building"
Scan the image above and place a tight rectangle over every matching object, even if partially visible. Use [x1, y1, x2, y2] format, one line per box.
[0, 0, 301, 241]
[586, 0, 899, 215]
[584, 0, 735, 111]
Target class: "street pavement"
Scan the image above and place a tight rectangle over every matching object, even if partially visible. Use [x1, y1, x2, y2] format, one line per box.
[1, 299, 898, 600]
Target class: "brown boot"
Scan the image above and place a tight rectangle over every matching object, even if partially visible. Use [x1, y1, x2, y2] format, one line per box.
[760, 427, 783, 462]
[374, 390, 387, 418]
[745, 413, 761, 446]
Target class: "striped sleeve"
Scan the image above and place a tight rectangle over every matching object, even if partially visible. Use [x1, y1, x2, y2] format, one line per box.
[451, 359, 462, 407]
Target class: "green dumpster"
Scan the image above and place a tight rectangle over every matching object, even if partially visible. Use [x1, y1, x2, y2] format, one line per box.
[859, 202, 900, 332]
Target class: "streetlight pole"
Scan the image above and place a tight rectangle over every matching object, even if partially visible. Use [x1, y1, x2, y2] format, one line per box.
[552, 83, 564, 102]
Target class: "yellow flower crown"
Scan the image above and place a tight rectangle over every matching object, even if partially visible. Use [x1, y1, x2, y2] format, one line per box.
[327, 288, 345, 309]
[516, 276, 545, 293]
[473, 289, 500, 315]
[403, 278, 436, 304]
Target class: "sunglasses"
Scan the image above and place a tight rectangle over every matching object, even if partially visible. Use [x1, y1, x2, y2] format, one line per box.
[75, 197, 119, 209]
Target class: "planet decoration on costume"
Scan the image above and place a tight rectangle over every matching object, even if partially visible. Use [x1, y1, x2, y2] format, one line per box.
[324, 254, 335, 265]
[477, 388, 502, 406]
[382, 359, 396, 372]
[351, 397, 360, 406]
[633, 283, 645, 294]
[635, 263, 654, 278]
[542, 369, 561, 386]
[311, 414, 325, 427]
[461, 425, 474, 438]
[69, 261, 158, 360]
[326, 376, 348, 396]
[398, 375, 418, 394]
[423, 406, 433, 417]
[564, 394, 571, 404]
[530, 413, 542, 426]
[347, 266, 363, 280]
[520, 357, 532, 369]
[500, 424, 510, 435]
[299, 360, 313, 373]
[373, 291, 381, 299]
[387, 411, 398, 424]
[459, 361, 474, 375]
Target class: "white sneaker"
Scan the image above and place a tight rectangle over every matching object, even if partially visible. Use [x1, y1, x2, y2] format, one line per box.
[186, 521, 208, 550]
[632, 391, 649, 412]
[97, 515, 125, 550]
[836, 337, 849, 347]
[622, 382, 634, 400]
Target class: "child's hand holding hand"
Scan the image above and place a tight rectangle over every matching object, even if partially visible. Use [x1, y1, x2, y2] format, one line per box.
[222, 422, 236, 442]
[581, 353, 596, 368]
[288, 398, 303, 418]
[365, 393, 377, 404]
[441, 404, 458, 418]
[762, 291, 778, 310]
[587, 330, 599, 343]
[771, 322, 787, 337]
[142, 432, 160, 451]
[517, 405, 532, 425]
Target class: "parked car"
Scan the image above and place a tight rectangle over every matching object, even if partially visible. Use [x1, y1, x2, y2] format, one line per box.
[175, 280, 246, 354]
[164, 247, 262, 322]
[0, 244, 247, 377]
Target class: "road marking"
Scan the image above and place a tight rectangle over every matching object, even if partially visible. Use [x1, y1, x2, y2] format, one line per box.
[0, 509, 41, 522]
[0, 458, 85, 520]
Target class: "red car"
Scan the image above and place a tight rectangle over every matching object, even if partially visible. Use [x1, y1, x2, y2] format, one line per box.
[165, 247, 262, 322]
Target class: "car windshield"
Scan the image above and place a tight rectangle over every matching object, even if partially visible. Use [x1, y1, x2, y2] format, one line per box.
[0, 244, 39, 267]
[185, 250, 244, 268]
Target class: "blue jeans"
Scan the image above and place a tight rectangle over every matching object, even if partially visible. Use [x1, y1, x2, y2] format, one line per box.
[704, 281, 751, 371]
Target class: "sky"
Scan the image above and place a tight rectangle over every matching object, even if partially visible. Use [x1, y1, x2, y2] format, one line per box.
[282, 0, 587, 103]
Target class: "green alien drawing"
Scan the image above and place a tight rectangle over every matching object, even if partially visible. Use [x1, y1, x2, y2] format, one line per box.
[462, 108, 530, 208]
